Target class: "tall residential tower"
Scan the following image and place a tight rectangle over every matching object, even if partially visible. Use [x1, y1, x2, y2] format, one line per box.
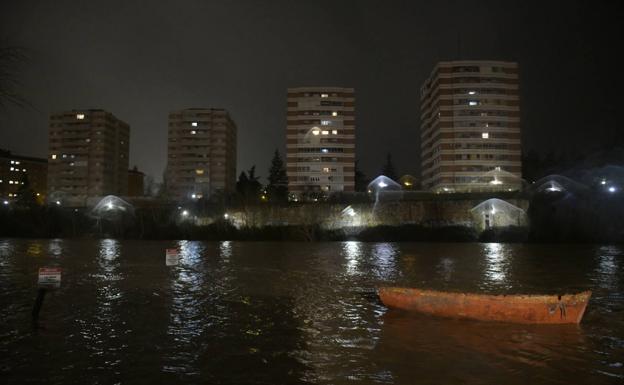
[48, 109, 129, 206]
[166, 108, 237, 200]
[286, 87, 355, 198]
[420, 61, 522, 192]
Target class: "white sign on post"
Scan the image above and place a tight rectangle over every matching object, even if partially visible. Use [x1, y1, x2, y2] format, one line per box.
[38, 267, 62, 289]
[165, 248, 180, 266]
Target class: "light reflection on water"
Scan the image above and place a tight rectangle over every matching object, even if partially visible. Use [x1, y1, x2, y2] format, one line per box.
[163, 241, 206, 376]
[0, 240, 622, 384]
[483, 242, 508, 284]
[372, 243, 399, 281]
[343, 241, 361, 276]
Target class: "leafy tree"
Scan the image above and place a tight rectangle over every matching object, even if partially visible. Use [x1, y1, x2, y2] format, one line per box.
[381, 152, 398, 181]
[266, 149, 288, 202]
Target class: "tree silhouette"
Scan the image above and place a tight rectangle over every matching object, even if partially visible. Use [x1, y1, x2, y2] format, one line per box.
[381, 152, 398, 181]
[236, 166, 262, 203]
[354, 160, 368, 192]
[267, 149, 288, 202]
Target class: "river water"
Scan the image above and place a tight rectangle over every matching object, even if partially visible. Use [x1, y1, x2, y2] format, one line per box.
[0, 239, 622, 384]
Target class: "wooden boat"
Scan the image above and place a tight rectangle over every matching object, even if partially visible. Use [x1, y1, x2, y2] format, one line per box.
[378, 287, 591, 324]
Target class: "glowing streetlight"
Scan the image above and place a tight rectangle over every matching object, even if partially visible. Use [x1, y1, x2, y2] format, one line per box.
[2, 200, 8, 206]
[55, 201, 61, 206]
[608, 186, 617, 193]
[224, 213, 229, 219]
[181, 210, 189, 217]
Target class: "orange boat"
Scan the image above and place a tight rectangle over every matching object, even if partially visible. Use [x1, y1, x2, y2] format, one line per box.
[378, 287, 591, 324]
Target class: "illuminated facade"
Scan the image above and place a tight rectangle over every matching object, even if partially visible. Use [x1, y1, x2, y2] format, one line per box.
[48, 109, 129, 206]
[286, 87, 355, 198]
[166, 108, 237, 200]
[420, 61, 522, 192]
[0, 149, 47, 203]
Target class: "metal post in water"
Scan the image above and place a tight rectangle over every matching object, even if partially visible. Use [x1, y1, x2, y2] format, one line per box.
[32, 288, 47, 322]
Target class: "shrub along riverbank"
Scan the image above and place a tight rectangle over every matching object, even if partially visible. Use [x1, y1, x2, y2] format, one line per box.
[0, 197, 622, 243]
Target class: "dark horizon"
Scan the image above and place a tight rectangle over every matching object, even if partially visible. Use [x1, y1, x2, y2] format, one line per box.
[1, 0, 623, 183]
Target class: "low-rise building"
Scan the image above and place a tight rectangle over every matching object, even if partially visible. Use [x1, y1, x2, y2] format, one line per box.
[0, 149, 47, 203]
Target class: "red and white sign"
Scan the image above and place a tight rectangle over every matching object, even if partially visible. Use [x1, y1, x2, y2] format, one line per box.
[38, 267, 62, 288]
[165, 248, 180, 266]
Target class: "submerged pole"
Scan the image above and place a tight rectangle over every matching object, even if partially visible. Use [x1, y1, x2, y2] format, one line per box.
[32, 288, 47, 322]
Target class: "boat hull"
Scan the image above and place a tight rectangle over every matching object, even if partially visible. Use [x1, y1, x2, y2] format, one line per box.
[378, 287, 591, 324]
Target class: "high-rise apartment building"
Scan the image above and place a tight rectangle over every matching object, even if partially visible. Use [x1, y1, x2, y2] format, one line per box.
[166, 108, 237, 200]
[48, 109, 129, 206]
[0, 149, 47, 203]
[286, 87, 355, 198]
[420, 60, 522, 192]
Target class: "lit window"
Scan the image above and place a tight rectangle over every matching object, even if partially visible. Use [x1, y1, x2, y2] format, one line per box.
[332, 111, 338, 116]
[51, 154, 57, 159]
[469, 101, 478, 106]
[22, 169, 26, 172]
[10, 161, 14, 164]
[15, 161, 19, 165]
[0, 180, 2, 183]
[321, 120, 330, 126]
[312, 130, 320, 136]
[191, 130, 197, 135]
[322, 167, 330, 172]
[76, 114, 85, 119]
[196, 169, 204, 175]
[9, 167, 14, 171]
[468, 91, 476, 95]
[9, 181, 13, 184]
[62, 154, 67, 158]
[191, 122, 198, 127]
[321, 130, 329, 135]
[321, 148, 328, 153]
[321, 93, 329, 98]
[482, 132, 489, 139]
[332, 130, 338, 135]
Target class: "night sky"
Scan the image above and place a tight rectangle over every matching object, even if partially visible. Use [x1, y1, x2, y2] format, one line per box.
[1, 0, 622, 183]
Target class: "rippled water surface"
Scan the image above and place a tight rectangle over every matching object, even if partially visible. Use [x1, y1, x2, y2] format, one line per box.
[0, 240, 622, 384]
